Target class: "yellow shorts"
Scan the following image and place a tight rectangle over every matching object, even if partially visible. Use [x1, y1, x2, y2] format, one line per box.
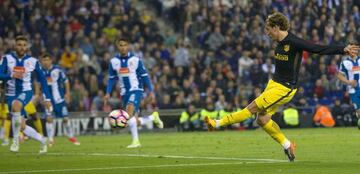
[254, 79, 297, 116]
[0, 102, 37, 117]
[0, 103, 9, 119]
[24, 102, 37, 115]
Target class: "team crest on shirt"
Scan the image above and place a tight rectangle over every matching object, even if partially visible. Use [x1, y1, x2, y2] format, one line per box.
[25, 61, 32, 67]
[128, 60, 136, 69]
[284, 45, 290, 52]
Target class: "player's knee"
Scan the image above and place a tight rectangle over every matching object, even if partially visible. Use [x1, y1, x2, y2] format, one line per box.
[11, 100, 23, 112]
[257, 115, 270, 126]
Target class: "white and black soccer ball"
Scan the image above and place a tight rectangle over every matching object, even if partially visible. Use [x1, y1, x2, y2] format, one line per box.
[108, 109, 130, 128]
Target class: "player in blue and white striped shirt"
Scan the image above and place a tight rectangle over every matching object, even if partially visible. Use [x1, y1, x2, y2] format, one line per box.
[105, 37, 163, 148]
[40, 54, 80, 146]
[337, 45, 360, 129]
[0, 35, 52, 153]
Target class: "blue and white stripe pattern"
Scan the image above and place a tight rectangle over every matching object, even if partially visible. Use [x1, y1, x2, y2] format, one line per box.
[106, 52, 153, 96]
[42, 65, 68, 104]
[339, 56, 360, 94]
[0, 52, 51, 100]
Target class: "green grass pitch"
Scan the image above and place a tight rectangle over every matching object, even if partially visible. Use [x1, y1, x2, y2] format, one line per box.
[0, 128, 359, 174]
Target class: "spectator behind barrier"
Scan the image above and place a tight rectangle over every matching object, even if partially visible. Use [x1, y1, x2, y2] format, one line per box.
[313, 105, 336, 128]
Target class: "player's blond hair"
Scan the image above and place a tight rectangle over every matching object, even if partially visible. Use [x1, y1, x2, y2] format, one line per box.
[266, 12, 290, 31]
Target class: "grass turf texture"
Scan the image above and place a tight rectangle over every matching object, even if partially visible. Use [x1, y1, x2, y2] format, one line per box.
[0, 127, 359, 174]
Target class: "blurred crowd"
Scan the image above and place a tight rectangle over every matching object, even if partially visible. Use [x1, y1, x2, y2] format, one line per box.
[1, 0, 360, 118]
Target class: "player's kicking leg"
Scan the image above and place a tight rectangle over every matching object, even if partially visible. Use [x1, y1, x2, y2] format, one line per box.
[205, 99, 297, 162]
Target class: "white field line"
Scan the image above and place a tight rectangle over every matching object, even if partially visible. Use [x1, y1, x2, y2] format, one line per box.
[43, 152, 289, 162]
[0, 161, 281, 174]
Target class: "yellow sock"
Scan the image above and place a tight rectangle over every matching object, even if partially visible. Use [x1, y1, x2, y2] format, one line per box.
[4, 119, 11, 140]
[262, 119, 288, 146]
[219, 108, 252, 126]
[33, 118, 44, 136]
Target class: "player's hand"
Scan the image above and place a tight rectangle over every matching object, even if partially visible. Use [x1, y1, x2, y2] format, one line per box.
[348, 80, 357, 88]
[12, 72, 23, 79]
[65, 92, 71, 104]
[104, 94, 110, 105]
[344, 44, 359, 57]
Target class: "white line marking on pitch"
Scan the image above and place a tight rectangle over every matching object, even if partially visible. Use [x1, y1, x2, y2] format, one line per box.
[0, 161, 280, 174]
[46, 152, 289, 162]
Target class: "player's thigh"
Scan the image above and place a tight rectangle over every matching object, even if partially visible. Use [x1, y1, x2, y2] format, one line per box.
[6, 92, 32, 116]
[255, 82, 297, 116]
[124, 91, 142, 114]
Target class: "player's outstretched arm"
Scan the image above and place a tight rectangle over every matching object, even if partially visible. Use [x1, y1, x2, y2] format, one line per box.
[292, 35, 346, 55]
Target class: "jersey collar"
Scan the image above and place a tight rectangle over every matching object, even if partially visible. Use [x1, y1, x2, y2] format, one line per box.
[11, 52, 31, 61]
[116, 52, 133, 59]
[346, 56, 360, 63]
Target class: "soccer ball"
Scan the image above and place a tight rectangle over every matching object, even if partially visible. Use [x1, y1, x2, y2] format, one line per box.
[108, 109, 130, 128]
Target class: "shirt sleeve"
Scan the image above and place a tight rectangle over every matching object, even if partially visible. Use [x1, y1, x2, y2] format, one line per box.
[35, 61, 51, 101]
[292, 35, 345, 55]
[0, 56, 11, 81]
[106, 61, 118, 94]
[60, 68, 69, 83]
[137, 59, 153, 92]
